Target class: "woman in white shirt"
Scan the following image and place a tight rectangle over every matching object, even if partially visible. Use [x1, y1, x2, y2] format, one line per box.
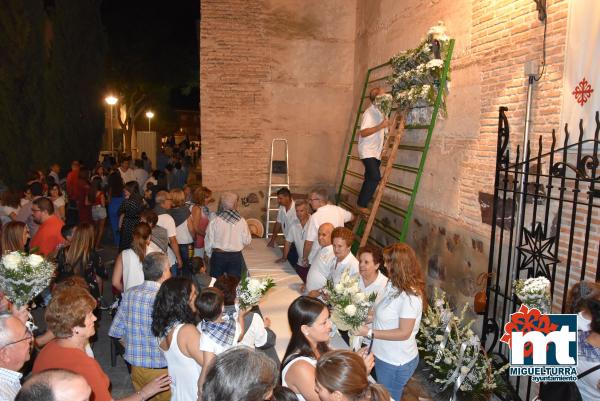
[49, 184, 66, 221]
[357, 243, 424, 401]
[112, 222, 151, 292]
[358, 245, 388, 304]
[152, 277, 204, 401]
[328, 227, 359, 285]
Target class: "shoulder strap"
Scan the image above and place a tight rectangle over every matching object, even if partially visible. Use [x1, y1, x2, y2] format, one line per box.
[578, 363, 600, 379]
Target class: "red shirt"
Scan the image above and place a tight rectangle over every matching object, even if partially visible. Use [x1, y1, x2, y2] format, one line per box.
[33, 340, 111, 401]
[30, 215, 65, 256]
[66, 169, 79, 198]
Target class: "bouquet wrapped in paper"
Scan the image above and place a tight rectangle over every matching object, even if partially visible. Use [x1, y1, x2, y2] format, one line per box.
[237, 276, 275, 310]
[323, 270, 376, 332]
[513, 277, 551, 313]
[374, 93, 394, 117]
[0, 251, 55, 308]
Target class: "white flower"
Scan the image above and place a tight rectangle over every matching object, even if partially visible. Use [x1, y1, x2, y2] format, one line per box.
[435, 335, 444, 342]
[434, 299, 444, 308]
[334, 283, 344, 293]
[444, 357, 452, 365]
[460, 366, 470, 375]
[2, 252, 22, 270]
[247, 278, 262, 293]
[426, 59, 443, 69]
[344, 304, 357, 317]
[353, 292, 366, 303]
[27, 254, 44, 268]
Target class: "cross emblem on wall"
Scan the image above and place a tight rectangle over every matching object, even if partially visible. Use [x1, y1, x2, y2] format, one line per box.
[572, 77, 594, 106]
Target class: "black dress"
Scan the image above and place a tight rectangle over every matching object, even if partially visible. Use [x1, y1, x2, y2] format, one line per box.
[55, 247, 107, 301]
[118, 195, 144, 251]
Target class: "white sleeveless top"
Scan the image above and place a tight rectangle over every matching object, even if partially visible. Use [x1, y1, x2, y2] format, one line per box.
[121, 249, 144, 292]
[281, 355, 317, 401]
[162, 324, 202, 401]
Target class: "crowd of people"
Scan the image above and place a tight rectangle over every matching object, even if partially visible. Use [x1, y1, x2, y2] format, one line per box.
[0, 93, 598, 401]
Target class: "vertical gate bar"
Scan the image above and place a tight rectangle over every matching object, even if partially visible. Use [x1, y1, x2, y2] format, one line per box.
[551, 129, 570, 298]
[483, 107, 509, 346]
[517, 140, 532, 278]
[581, 113, 600, 280]
[498, 145, 521, 356]
[543, 130, 557, 230]
[561, 127, 584, 313]
[530, 136, 543, 232]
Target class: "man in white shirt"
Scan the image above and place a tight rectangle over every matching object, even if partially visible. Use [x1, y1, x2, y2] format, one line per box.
[0, 313, 33, 401]
[154, 191, 183, 276]
[306, 223, 335, 294]
[267, 187, 298, 249]
[302, 187, 353, 267]
[205, 192, 251, 278]
[133, 159, 149, 189]
[48, 163, 60, 185]
[276, 199, 310, 281]
[118, 157, 136, 184]
[356, 87, 389, 216]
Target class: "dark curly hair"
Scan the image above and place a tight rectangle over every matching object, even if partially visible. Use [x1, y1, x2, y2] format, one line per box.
[151, 277, 196, 338]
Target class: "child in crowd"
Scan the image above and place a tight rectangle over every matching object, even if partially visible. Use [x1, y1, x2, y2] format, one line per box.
[191, 256, 215, 290]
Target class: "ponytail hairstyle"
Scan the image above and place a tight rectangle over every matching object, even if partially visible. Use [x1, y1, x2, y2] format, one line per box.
[316, 350, 390, 401]
[131, 222, 151, 262]
[281, 296, 330, 370]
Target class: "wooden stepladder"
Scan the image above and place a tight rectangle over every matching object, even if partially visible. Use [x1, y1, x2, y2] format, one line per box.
[352, 111, 407, 247]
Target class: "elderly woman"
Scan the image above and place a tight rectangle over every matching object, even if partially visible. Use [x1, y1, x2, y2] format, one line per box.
[202, 347, 278, 401]
[328, 227, 359, 284]
[204, 192, 251, 278]
[357, 245, 388, 304]
[33, 286, 170, 401]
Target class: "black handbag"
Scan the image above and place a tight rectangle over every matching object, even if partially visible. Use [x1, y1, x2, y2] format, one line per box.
[538, 364, 600, 401]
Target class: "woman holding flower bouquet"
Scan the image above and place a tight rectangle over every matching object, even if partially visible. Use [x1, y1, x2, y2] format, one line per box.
[356, 243, 424, 401]
[357, 245, 388, 304]
[329, 227, 359, 285]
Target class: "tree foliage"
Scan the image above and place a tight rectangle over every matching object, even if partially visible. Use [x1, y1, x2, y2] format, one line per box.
[0, 0, 106, 189]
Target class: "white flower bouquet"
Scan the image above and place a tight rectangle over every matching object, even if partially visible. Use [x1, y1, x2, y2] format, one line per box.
[373, 93, 394, 117]
[513, 276, 551, 313]
[237, 276, 275, 310]
[417, 289, 509, 400]
[323, 270, 376, 332]
[0, 251, 55, 308]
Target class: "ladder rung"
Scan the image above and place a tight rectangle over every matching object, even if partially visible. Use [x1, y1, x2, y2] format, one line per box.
[406, 124, 431, 130]
[385, 182, 413, 196]
[268, 208, 279, 211]
[269, 184, 289, 187]
[367, 76, 389, 85]
[346, 170, 363, 179]
[398, 144, 425, 152]
[342, 185, 359, 197]
[366, 235, 384, 248]
[347, 155, 360, 161]
[379, 200, 407, 218]
[340, 200, 354, 210]
[373, 217, 402, 239]
[391, 163, 418, 174]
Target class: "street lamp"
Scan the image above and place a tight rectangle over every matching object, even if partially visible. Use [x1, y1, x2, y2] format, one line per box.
[145, 111, 155, 131]
[104, 95, 118, 154]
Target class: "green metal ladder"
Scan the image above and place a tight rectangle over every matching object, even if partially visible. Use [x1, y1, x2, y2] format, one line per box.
[336, 39, 454, 249]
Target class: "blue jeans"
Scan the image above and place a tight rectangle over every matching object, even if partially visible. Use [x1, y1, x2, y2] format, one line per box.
[375, 355, 418, 401]
[357, 157, 381, 207]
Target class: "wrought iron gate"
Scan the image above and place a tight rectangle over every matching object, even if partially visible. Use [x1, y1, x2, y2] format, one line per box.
[481, 107, 600, 401]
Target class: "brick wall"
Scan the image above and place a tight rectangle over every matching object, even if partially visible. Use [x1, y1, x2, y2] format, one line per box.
[200, 0, 357, 196]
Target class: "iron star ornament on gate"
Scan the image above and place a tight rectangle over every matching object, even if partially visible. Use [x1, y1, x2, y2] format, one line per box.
[516, 223, 559, 279]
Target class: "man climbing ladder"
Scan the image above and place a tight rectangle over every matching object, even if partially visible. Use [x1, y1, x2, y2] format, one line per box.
[356, 87, 389, 216]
